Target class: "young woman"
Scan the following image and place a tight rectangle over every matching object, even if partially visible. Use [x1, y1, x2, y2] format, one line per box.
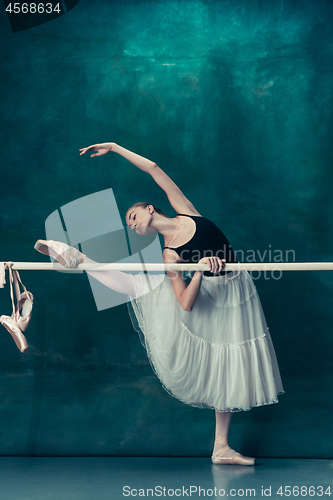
[35, 142, 284, 465]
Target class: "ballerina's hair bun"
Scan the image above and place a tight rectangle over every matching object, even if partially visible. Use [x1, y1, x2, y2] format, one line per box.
[126, 202, 166, 217]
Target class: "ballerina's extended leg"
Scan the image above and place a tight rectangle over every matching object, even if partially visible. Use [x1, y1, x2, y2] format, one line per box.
[34, 240, 136, 296]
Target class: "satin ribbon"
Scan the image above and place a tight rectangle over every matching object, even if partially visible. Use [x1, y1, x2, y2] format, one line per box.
[0, 262, 14, 288]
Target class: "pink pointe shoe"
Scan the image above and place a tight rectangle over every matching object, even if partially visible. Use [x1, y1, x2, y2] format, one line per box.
[211, 435, 255, 466]
[34, 240, 86, 268]
[0, 263, 32, 354]
[0, 316, 29, 353]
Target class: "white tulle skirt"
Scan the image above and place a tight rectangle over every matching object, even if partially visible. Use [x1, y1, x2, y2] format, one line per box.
[127, 270, 284, 412]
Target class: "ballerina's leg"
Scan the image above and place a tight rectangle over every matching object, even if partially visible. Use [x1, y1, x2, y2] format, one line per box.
[213, 411, 237, 458]
[215, 410, 232, 437]
[83, 255, 136, 296]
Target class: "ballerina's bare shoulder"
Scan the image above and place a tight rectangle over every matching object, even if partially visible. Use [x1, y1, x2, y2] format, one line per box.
[163, 209, 202, 252]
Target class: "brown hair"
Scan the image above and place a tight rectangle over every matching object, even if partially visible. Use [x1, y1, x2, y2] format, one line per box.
[126, 202, 166, 218]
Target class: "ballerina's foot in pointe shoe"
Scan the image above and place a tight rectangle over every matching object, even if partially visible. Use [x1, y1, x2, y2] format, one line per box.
[34, 240, 86, 268]
[211, 435, 255, 466]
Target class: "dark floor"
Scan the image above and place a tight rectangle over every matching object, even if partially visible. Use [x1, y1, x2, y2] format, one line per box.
[0, 457, 332, 499]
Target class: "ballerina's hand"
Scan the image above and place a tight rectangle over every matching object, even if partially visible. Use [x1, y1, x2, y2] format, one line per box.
[198, 256, 226, 274]
[79, 142, 114, 157]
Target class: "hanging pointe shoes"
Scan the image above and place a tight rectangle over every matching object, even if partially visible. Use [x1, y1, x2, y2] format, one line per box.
[0, 263, 33, 354]
[211, 435, 255, 466]
[34, 240, 86, 268]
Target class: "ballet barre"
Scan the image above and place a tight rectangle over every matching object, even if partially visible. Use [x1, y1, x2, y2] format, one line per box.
[1, 262, 333, 271]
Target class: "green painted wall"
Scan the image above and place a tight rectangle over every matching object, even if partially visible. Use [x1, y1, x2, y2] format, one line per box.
[0, 0, 332, 457]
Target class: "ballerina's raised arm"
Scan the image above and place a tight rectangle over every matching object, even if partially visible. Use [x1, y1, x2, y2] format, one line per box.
[80, 142, 198, 215]
[79, 142, 225, 311]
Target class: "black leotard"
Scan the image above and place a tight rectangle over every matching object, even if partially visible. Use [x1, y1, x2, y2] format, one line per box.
[164, 214, 239, 277]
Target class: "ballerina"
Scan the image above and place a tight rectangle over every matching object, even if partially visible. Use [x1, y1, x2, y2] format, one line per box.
[35, 142, 285, 465]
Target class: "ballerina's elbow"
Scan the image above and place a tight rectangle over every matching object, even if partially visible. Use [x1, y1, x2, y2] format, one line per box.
[178, 290, 193, 312]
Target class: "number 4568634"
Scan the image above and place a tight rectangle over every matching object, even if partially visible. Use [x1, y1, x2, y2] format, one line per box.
[6, 3, 61, 14]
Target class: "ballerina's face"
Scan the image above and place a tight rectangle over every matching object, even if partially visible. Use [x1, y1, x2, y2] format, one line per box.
[126, 205, 156, 235]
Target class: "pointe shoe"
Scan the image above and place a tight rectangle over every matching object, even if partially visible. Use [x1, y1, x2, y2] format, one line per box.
[34, 239, 86, 268]
[12, 267, 33, 333]
[0, 316, 29, 353]
[0, 263, 30, 353]
[211, 435, 255, 466]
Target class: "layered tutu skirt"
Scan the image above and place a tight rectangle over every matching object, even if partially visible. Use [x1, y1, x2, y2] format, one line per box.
[127, 270, 284, 412]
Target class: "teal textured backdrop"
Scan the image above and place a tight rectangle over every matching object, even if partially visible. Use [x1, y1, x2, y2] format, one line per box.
[0, 0, 332, 457]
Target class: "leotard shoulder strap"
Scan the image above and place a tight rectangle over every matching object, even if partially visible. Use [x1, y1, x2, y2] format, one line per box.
[164, 214, 199, 250]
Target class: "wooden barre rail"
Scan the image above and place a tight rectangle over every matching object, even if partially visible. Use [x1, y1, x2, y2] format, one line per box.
[1, 262, 333, 271]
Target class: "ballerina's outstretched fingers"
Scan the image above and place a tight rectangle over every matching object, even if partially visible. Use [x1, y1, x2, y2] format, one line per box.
[79, 143, 113, 157]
